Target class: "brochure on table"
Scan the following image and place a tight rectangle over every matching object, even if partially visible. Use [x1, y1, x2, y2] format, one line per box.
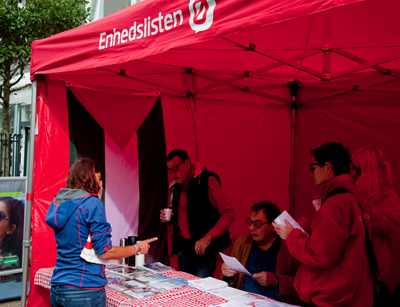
[104, 263, 300, 306]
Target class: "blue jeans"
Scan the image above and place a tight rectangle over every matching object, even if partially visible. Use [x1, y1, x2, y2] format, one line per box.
[177, 237, 218, 278]
[50, 286, 106, 307]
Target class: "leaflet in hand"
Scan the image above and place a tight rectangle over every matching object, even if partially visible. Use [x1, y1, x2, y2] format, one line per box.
[274, 210, 309, 236]
[219, 253, 252, 276]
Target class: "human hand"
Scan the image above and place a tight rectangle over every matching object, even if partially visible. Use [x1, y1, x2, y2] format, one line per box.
[160, 209, 174, 223]
[136, 237, 158, 255]
[253, 271, 277, 287]
[272, 219, 294, 240]
[160, 209, 166, 222]
[195, 233, 212, 256]
[221, 263, 237, 277]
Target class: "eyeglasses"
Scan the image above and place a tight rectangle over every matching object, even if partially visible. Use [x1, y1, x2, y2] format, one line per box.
[350, 162, 362, 176]
[245, 217, 269, 229]
[309, 163, 320, 173]
[167, 161, 183, 174]
[0, 211, 11, 223]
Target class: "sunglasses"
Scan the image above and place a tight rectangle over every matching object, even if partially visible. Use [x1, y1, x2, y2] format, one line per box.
[0, 211, 11, 223]
[245, 217, 269, 229]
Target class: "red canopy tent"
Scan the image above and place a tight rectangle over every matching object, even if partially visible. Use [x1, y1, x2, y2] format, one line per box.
[26, 0, 400, 305]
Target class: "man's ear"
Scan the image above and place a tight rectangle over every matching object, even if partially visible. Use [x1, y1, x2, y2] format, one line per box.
[7, 224, 16, 235]
[326, 162, 334, 175]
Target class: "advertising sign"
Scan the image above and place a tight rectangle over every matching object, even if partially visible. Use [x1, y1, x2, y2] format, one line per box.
[0, 177, 26, 276]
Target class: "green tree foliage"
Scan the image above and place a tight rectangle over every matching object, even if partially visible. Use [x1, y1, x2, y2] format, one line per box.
[0, 0, 90, 135]
[0, 0, 89, 175]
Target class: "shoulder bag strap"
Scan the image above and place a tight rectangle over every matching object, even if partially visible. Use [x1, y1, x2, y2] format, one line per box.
[325, 188, 380, 277]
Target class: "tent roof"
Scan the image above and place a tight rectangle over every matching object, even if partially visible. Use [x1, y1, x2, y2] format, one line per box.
[30, 0, 400, 105]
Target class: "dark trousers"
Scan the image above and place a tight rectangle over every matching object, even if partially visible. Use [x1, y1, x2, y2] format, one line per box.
[177, 237, 218, 278]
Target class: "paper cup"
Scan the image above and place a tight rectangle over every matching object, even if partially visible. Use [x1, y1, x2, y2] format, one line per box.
[135, 253, 145, 266]
[164, 208, 172, 222]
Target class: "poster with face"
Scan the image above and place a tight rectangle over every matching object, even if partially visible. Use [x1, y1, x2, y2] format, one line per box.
[0, 177, 26, 275]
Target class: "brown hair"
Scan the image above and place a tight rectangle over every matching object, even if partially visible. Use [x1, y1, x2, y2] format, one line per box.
[66, 158, 101, 195]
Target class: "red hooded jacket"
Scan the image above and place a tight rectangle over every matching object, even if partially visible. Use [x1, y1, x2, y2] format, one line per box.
[368, 186, 400, 291]
[287, 175, 373, 307]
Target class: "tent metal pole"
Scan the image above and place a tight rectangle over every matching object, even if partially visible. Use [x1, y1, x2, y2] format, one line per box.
[322, 9, 332, 81]
[334, 52, 400, 78]
[195, 50, 319, 94]
[21, 79, 38, 307]
[288, 81, 299, 214]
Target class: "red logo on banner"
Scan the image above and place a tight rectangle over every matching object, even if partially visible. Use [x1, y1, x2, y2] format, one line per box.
[189, 0, 216, 33]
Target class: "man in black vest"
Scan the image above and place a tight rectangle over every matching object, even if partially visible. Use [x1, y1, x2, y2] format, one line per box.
[160, 149, 235, 278]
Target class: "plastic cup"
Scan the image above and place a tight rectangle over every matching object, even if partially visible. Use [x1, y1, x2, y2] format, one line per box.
[164, 208, 172, 222]
[135, 253, 145, 266]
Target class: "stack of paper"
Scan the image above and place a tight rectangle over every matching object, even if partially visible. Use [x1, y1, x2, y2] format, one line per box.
[254, 300, 301, 307]
[208, 287, 269, 306]
[188, 277, 228, 292]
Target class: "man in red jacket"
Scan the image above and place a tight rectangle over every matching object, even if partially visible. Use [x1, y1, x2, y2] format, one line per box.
[273, 142, 373, 307]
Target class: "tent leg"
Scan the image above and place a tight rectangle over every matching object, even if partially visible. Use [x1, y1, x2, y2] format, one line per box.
[21, 80, 38, 307]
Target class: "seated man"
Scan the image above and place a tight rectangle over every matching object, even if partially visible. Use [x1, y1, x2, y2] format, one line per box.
[221, 201, 304, 305]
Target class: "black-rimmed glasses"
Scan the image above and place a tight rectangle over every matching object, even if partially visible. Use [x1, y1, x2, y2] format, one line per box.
[167, 161, 183, 174]
[245, 217, 269, 229]
[0, 211, 11, 223]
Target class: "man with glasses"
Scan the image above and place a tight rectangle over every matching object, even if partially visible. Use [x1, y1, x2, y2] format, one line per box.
[221, 201, 304, 304]
[274, 142, 373, 307]
[160, 149, 235, 278]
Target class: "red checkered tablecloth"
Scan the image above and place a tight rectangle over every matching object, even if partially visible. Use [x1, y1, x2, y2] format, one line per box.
[34, 267, 54, 289]
[34, 267, 225, 307]
[117, 286, 227, 307]
[158, 270, 200, 280]
[105, 288, 135, 307]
